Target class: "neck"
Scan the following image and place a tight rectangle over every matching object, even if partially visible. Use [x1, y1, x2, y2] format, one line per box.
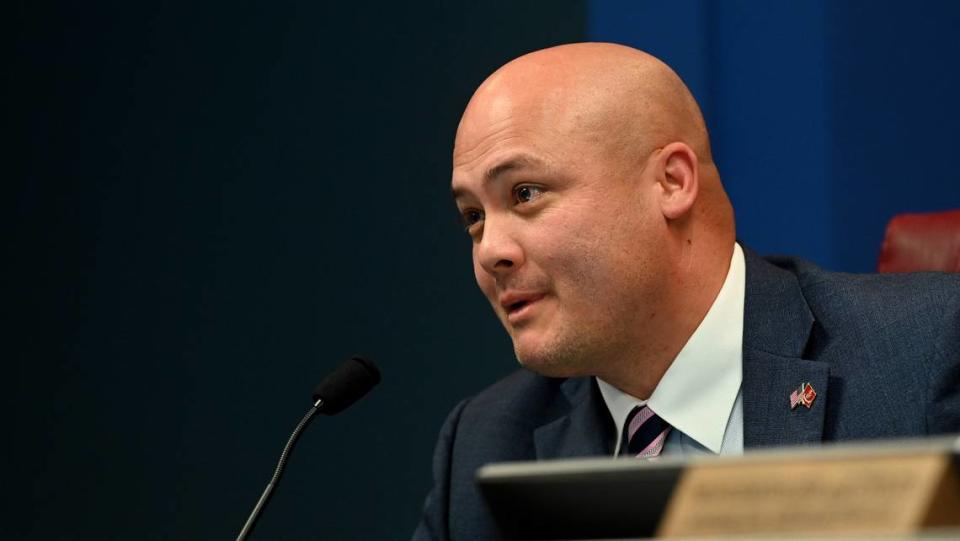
[597, 236, 734, 399]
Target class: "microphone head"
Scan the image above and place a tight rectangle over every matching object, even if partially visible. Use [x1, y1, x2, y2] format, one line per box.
[311, 356, 381, 415]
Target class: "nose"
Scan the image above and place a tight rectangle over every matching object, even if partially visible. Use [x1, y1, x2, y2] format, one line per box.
[475, 216, 524, 279]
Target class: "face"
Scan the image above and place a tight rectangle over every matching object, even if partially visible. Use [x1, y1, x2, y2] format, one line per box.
[451, 88, 671, 378]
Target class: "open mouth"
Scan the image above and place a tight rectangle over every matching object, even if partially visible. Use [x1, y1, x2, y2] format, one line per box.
[503, 294, 544, 318]
[507, 300, 531, 315]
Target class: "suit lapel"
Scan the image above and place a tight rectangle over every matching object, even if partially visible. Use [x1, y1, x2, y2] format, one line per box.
[533, 377, 614, 459]
[742, 347, 830, 447]
[741, 248, 829, 448]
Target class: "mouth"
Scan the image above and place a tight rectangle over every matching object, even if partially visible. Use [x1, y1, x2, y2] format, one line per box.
[500, 293, 546, 322]
[507, 299, 531, 314]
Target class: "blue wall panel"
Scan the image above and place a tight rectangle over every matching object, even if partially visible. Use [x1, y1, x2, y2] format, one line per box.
[589, 1, 960, 271]
[824, 4, 960, 271]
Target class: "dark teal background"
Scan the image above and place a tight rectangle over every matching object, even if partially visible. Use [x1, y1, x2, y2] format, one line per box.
[10, 2, 584, 539]
[10, 1, 960, 539]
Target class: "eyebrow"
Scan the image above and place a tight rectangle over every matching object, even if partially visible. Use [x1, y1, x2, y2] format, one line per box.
[451, 154, 545, 201]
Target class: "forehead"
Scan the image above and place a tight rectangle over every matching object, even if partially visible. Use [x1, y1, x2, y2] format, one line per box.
[450, 119, 622, 208]
[450, 62, 639, 201]
[451, 96, 589, 194]
[450, 126, 568, 203]
[454, 89, 545, 161]
[450, 151, 551, 202]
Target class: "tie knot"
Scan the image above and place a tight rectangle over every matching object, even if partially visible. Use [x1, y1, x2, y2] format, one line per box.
[621, 405, 671, 458]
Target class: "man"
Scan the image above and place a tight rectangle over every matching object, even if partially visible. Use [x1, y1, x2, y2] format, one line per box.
[413, 43, 960, 540]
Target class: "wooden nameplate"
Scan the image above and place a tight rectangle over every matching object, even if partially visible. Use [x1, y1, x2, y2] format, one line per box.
[658, 440, 960, 537]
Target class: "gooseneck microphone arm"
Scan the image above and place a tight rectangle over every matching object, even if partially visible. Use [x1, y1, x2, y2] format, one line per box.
[235, 356, 381, 541]
[236, 397, 325, 541]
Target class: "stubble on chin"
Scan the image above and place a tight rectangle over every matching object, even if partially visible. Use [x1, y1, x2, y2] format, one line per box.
[510, 323, 596, 378]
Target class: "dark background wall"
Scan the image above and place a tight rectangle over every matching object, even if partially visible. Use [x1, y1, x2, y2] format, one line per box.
[10, 1, 960, 540]
[10, 2, 584, 539]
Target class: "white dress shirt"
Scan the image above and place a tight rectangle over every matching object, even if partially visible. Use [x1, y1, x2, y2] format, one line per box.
[597, 243, 746, 456]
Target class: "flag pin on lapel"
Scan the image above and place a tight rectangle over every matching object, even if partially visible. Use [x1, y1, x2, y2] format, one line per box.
[790, 382, 817, 409]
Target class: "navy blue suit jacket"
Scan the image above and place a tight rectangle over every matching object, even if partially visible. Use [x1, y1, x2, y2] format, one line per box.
[413, 249, 960, 540]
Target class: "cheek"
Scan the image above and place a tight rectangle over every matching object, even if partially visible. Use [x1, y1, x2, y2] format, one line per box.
[547, 237, 605, 298]
[540, 208, 648, 301]
[537, 203, 614, 265]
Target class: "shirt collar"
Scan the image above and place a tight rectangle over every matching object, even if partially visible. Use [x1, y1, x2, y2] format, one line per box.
[597, 243, 745, 454]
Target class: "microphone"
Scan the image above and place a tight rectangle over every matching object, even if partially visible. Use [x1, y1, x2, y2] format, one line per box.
[236, 356, 381, 541]
[311, 355, 382, 414]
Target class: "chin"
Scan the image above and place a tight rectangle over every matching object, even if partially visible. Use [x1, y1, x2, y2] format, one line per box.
[513, 338, 589, 378]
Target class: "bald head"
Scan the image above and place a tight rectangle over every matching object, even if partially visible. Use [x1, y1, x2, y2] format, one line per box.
[457, 43, 714, 169]
[452, 43, 735, 394]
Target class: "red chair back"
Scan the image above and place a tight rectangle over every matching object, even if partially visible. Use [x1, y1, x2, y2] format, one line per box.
[877, 210, 960, 272]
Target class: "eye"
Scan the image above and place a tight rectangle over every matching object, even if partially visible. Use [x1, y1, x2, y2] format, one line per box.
[461, 208, 484, 230]
[513, 185, 544, 204]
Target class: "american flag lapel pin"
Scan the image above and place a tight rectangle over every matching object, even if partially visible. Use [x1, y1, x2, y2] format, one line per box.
[790, 384, 803, 409]
[790, 382, 817, 409]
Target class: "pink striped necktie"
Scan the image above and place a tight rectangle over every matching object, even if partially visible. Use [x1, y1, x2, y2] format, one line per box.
[619, 405, 672, 458]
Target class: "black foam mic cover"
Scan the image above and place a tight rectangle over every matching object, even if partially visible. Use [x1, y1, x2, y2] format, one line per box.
[311, 356, 381, 415]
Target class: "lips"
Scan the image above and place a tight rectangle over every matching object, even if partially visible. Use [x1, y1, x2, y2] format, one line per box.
[499, 292, 546, 319]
